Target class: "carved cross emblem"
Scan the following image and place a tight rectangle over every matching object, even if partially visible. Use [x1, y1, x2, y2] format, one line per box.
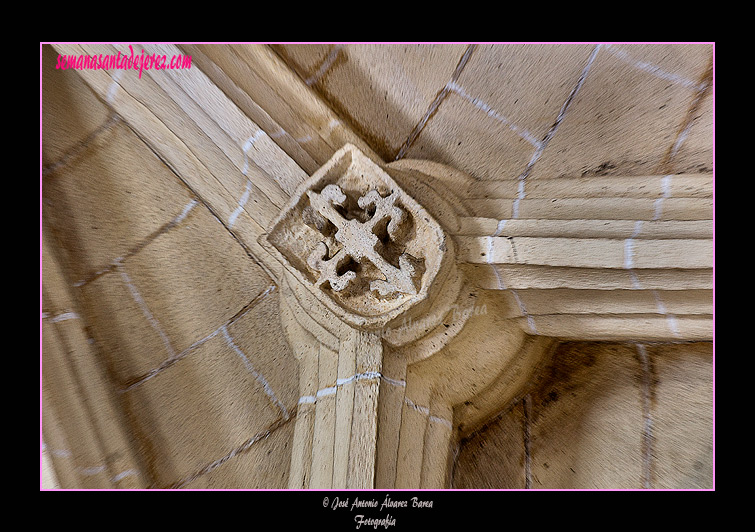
[306, 185, 417, 296]
[262, 144, 448, 329]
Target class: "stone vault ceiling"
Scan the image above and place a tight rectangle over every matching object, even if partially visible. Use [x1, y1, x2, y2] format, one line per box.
[41, 43, 714, 490]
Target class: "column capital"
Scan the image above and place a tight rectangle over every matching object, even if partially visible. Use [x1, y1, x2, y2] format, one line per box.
[267, 145, 549, 488]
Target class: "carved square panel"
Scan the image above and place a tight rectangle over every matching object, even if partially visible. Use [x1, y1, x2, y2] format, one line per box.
[262, 145, 447, 328]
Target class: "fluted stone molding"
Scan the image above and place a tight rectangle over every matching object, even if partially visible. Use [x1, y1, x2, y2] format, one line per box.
[262, 145, 554, 488]
[51, 43, 711, 488]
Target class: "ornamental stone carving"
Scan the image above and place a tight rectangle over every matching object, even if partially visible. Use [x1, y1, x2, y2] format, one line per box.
[263, 145, 448, 330]
[261, 144, 546, 489]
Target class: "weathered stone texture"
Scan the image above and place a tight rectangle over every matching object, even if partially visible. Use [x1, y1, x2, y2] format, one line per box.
[42, 43, 714, 490]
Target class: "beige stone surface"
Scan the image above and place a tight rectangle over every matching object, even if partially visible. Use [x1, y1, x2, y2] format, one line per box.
[226, 291, 300, 416]
[407, 93, 538, 182]
[43, 120, 196, 284]
[669, 81, 713, 173]
[42, 324, 114, 488]
[528, 343, 645, 488]
[78, 270, 176, 384]
[522, 288, 711, 316]
[42, 227, 147, 489]
[530, 43, 712, 178]
[195, 44, 379, 170]
[120, 328, 285, 486]
[407, 44, 595, 180]
[452, 399, 527, 489]
[451, 342, 714, 489]
[182, 416, 295, 489]
[42, 43, 714, 490]
[457, 44, 597, 142]
[121, 203, 273, 356]
[466, 174, 713, 200]
[271, 43, 712, 181]
[276, 43, 468, 161]
[41, 44, 111, 168]
[651, 343, 713, 488]
[41, 443, 61, 489]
